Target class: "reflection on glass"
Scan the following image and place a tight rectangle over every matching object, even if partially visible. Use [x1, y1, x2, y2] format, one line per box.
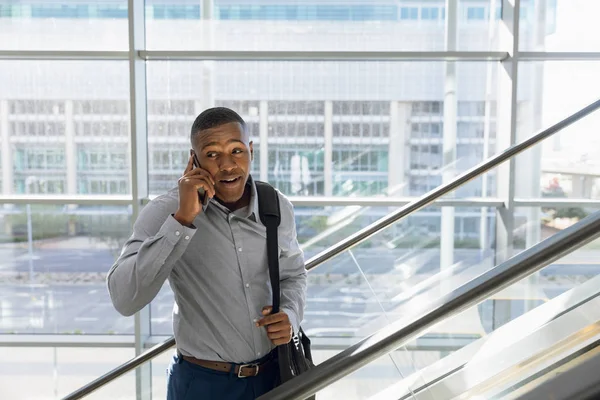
[146, 61, 499, 199]
[145, 1, 499, 51]
[0, 61, 131, 196]
[517, 61, 600, 200]
[0, 347, 134, 400]
[0, 0, 128, 50]
[0, 205, 132, 334]
[519, 0, 600, 52]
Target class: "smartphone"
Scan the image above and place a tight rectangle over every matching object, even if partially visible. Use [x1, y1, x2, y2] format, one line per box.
[192, 154, 210, 206]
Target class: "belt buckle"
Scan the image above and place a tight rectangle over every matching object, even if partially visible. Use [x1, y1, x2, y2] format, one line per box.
[238, 363, 259, 378]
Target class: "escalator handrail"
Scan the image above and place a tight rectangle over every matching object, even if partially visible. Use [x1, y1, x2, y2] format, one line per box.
[62, 98, 600, 400]
[259, 211, 600, 400]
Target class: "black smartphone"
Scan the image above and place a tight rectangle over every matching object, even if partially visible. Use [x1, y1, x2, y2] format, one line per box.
[192, 154, 210, 206]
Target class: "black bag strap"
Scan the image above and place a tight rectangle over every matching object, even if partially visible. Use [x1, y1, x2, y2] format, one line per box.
[255, 181, 282, 314]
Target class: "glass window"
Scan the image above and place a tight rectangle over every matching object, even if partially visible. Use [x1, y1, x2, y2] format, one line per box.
[75, 121, 129, 137]
[411, 123, 443, 139]
[147, 61, 498, 200]
[147, 100, 195, 116]
[9, 100, 65, 114]
[467, 6, 486, 20]
[422, 7, 440, 20]
[147, 2, 498, 51]
[520, 0, 600, 52]
[75, 100, 128, 115]
[268, 146, 324, 196]
[77, 145, 128, 171]
[1, 60, 130, 195]
[268, 101, 324, 115]
[148, 121, 190, 138]
[215, 100, 260, 117]
[332, 101, 390, 116]
[517, 61, 600, 200]
[10, 122, 66, 136]
[14, 147, 65, 171]
[400, 7, 419, 20]
[332, 149, 388, 172]
[1, 1, 128, 50]
[411, 101, 442, 116]
[268, 122, 324, 138]
[458, 101, 486, 116]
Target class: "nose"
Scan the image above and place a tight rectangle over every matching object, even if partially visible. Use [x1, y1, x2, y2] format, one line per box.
[218, 154, 236, 173]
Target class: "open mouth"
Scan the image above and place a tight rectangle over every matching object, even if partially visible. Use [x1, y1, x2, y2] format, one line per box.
[219, 176, 241, 186]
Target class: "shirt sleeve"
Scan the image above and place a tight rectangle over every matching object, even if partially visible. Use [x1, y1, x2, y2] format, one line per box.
[106, 196, 197, 316]
[276, 192, 308, 333]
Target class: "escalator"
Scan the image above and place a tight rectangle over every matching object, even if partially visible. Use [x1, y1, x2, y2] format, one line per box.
[63, 98, 600, 400]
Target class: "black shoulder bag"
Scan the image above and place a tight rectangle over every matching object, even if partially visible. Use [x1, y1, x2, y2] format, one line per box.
[255, 181, 315, 397]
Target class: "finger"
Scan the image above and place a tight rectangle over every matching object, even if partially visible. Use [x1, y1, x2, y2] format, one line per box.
[267, 321, 291, 333]
[262, 306, 273, 316]
[184, 176, 215, 194]
[268, 330, 290, 340]
[197, 180, 216, 199]
[186, 168, 216, 185]
[256, 313, 286, 327]
[185, 177, 215, 198]
[272, 338, 291, 346]
[184, 155, 194, 174]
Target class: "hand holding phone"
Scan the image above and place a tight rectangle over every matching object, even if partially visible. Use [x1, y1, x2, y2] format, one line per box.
[192, 155, 210, 207]
[174, 155, 215, 226]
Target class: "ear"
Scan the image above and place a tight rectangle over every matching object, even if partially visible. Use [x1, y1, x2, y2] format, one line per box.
[190, 149, 195, 157]
[249, 141, 254, 161]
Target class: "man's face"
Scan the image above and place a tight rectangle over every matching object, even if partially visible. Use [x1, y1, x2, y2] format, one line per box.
[191, 122, 253, 205]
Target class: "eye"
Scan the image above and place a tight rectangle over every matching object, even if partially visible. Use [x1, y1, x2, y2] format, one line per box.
[232, 148, 244, 154]
[206, 152, 217, 158]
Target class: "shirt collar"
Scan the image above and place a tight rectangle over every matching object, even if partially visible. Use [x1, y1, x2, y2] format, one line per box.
[202, 175, 259, 220]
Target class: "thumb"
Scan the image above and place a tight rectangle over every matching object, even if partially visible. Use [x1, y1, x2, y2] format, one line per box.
[262, 306, 273, 315]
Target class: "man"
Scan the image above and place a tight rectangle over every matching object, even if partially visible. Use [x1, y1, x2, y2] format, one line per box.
[107, 107, 307, 399]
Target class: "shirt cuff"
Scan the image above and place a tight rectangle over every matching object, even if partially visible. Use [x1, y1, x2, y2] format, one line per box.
[162, 214, 197, 246]
[281, 306, 300, 334]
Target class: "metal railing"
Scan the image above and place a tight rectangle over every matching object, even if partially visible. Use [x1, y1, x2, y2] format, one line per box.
[260, 210, 600, 399]
[62, 98, 600, 399]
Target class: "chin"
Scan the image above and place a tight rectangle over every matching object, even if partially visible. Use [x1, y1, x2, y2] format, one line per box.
[216, 190, 244, 204]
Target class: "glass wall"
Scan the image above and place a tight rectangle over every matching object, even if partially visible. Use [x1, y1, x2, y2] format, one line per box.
[2, 0, 600, 399]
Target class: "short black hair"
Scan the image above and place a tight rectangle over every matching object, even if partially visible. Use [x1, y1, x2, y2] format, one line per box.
[190, 107, 246, 145]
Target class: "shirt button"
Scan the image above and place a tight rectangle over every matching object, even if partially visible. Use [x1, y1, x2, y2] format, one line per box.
[245, 283, 250, 288]
[257, 352, 261, 357]
[175, 231, 180, 236]
[184, 235, 190, 240]
[238, 247, 242, 252]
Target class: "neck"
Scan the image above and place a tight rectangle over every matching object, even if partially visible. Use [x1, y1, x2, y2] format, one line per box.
[216, 184, 251, 211]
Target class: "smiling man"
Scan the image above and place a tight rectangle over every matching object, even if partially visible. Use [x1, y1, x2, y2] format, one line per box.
[107, 107, 307, 399]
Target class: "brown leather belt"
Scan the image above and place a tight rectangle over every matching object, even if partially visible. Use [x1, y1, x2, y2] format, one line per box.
[181, 354, 274, 378]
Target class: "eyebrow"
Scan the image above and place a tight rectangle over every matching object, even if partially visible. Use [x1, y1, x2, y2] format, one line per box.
[201, 139, 245, 151]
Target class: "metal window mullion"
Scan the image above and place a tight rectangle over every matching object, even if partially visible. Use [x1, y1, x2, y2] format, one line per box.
[0, 50, 129, 60]
[128, 1, 151, 399]
[324, 101, 333, 196]
[138, 50, 509, 61]
[495, 0, 521, 266]
[440, 0, 458, 286]
[3, 50, 598, 62]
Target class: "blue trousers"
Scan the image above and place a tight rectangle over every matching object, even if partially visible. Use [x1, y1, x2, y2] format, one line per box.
[166, 352, 279, 400]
